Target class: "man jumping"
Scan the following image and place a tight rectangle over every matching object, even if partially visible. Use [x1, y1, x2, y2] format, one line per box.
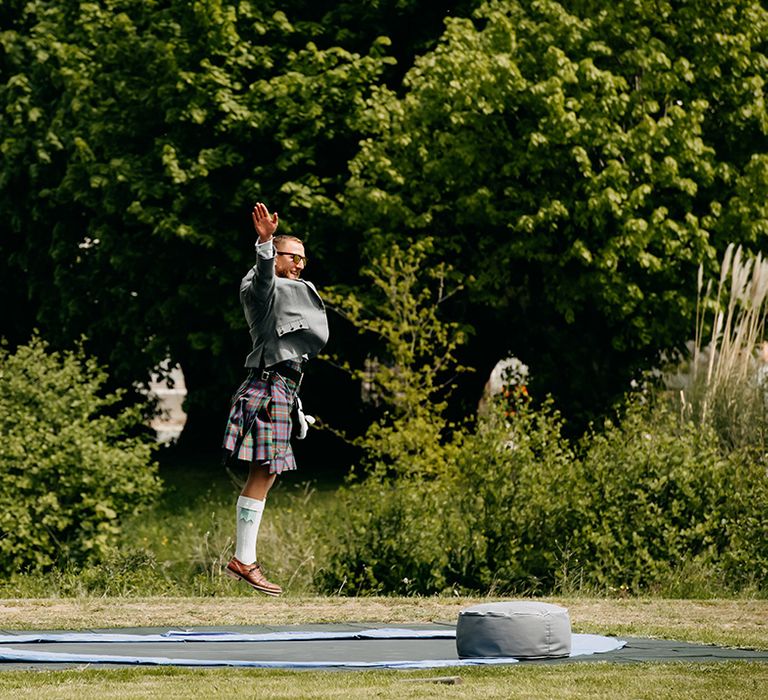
[221, 201, 329, 595]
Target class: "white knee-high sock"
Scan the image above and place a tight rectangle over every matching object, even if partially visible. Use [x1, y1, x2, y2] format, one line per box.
[235, 495, 265, 565]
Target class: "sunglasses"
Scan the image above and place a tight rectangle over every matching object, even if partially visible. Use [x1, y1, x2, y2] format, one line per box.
[276, 251, 308, 267]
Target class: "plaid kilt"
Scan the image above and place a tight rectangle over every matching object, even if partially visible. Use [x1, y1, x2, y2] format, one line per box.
[222, 361, 303, 475]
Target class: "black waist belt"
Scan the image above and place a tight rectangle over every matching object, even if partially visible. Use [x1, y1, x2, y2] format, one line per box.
[249, 362, 303, 384]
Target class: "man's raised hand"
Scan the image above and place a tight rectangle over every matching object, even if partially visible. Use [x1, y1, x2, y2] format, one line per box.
[252, 202, 279, 242]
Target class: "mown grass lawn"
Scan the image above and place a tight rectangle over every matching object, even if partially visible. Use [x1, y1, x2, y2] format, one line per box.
[0, 662, 766, 699]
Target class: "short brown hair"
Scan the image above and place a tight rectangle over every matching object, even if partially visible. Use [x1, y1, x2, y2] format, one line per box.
[274, 234, 304, 248]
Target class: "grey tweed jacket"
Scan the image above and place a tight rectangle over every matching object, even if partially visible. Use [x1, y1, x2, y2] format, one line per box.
[240, 241, 329, 368]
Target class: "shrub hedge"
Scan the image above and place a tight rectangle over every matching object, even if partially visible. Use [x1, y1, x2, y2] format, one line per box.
[0, 337, 161, 572]
[315, 397, 768, 595]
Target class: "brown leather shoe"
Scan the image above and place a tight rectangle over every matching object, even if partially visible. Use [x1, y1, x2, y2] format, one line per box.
[225, 557, 283, 596]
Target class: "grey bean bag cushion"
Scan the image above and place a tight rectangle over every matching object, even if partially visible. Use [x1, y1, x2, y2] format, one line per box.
[456, 601, 572, 659]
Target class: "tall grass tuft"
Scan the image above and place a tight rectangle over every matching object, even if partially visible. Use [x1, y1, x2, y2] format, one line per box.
[678, 244, 768, 454]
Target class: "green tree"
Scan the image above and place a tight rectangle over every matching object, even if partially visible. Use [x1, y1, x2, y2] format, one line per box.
[323, 238, 470, 475]
[316, 240, 472, 594]
[0, 0, 392, 445]
[0, 1, 487, 453]
[343, 0, 768, 426]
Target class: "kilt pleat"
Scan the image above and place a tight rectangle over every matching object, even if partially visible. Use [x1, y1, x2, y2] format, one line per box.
[222, 363, 302, 475]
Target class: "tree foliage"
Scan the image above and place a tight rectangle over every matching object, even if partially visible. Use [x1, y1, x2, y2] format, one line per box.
[344, 0, 768, 424]
[2, 0, 767, 438]
[0, 0, 394, 442]
[323, 238, 470, 475]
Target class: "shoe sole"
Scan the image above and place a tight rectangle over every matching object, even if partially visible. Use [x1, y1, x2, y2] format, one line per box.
[225, 567, 282, 596]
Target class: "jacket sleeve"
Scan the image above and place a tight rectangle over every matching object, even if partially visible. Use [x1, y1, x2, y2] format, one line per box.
[240, 240, 275, 323]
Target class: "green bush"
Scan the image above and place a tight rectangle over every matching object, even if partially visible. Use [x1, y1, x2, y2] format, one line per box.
[0, 336, 161, 572]
[569, 399, 767, 591]
[446, 399, 579, 593]
[315, 396, 768, 595]
[315, 400, 579, 595]
[322, 238, 470, 477]
[315, 474, 456, 595]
